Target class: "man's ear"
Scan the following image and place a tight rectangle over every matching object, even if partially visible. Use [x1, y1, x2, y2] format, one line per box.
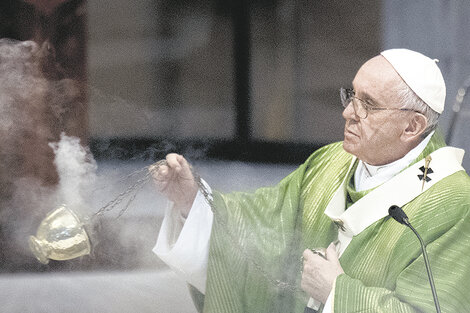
[403, 114, 428, 141]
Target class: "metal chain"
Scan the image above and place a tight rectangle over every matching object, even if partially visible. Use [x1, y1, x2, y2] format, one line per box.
[90, 161, 167, 219]
[89, 159, 304, 297]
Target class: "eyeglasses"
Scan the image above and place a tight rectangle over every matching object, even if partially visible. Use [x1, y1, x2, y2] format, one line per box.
[340, 88, 422, 119]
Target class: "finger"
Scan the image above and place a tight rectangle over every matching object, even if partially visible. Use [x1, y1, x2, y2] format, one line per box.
[159, 164, 169, 175]
[326, 242, 339, 263]
[166, 153, 182, 171]
[302, 249, 314, 261]
[148, 164, 158, 174]
[149, 160, 167, 175]
[150, 164, 167, 180]
[156, 165, 168, 177]
[151, 168, 169, 191]
[151, 168, 176, 195]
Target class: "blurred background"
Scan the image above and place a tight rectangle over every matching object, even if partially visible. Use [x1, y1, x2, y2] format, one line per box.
[0, 0, 469, 312]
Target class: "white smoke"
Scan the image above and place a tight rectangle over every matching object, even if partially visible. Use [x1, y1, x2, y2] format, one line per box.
[49, 133, 97, 213]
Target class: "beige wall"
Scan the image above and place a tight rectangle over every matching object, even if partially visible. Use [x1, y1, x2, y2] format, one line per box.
[251, 0, 381, 143]
[88, 0, 235, 139]
[88, 0, 381, 144]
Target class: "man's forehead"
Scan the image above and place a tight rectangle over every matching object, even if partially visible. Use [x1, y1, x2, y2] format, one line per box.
[356, 55, 401, 82]
[352, 55, 404, 101]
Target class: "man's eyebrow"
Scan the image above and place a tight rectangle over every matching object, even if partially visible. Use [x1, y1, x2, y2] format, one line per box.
[351, 82, 378, 105]
[358, 90, 378, 106]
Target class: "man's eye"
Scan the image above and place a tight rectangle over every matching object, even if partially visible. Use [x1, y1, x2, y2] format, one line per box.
[363, 100, 375, 108]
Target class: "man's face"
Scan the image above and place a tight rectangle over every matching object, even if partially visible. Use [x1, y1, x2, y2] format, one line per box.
[342, 56, 412, 165]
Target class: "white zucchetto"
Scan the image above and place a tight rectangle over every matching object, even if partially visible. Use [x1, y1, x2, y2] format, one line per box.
[381, 49, 446, 114]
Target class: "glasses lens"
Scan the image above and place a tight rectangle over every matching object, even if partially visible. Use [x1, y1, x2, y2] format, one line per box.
[340, 88, 368, 118]
[355, 101, 368, 119]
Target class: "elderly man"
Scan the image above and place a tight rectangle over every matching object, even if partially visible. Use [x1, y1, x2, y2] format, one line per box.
[152, 49, 470, 313]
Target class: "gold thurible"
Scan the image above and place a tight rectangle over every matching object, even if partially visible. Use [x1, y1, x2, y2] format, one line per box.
[29, 205, 91, 264]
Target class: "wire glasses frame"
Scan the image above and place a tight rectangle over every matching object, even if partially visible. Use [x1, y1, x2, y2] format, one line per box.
[340, 88, 422, 119]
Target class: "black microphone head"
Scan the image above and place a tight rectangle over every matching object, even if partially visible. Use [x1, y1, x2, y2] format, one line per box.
[388, 205, 409, 225]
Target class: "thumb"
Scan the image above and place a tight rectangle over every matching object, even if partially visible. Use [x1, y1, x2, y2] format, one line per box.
[326, 242, 339, 263]
[177, 155, 196, 180]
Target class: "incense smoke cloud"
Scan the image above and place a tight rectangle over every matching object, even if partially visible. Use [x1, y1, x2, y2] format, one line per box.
[49, 133, 97, 213]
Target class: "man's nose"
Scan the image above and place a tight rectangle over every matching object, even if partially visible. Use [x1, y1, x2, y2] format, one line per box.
[342, 101, 358, 120]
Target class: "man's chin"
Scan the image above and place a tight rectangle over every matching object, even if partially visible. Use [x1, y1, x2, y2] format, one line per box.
[342, 140, 358, 156]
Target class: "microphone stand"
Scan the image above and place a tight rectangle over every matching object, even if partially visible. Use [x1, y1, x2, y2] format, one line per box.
[389, 205, 441, 313]
[402, 219, 441, 313]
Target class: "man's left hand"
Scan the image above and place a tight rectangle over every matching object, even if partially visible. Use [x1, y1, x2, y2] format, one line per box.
[301, 242, 344, 303]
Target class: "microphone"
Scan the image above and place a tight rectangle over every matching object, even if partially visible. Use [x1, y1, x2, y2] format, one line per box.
[388, 204, 410, 225]
[388, 205, 441, 313]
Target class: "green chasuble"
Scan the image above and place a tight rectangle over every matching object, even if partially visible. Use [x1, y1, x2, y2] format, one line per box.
[193, 132, 470, 313]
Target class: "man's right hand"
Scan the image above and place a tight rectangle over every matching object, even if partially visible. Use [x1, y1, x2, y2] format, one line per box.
[150, 153, 199, 218]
